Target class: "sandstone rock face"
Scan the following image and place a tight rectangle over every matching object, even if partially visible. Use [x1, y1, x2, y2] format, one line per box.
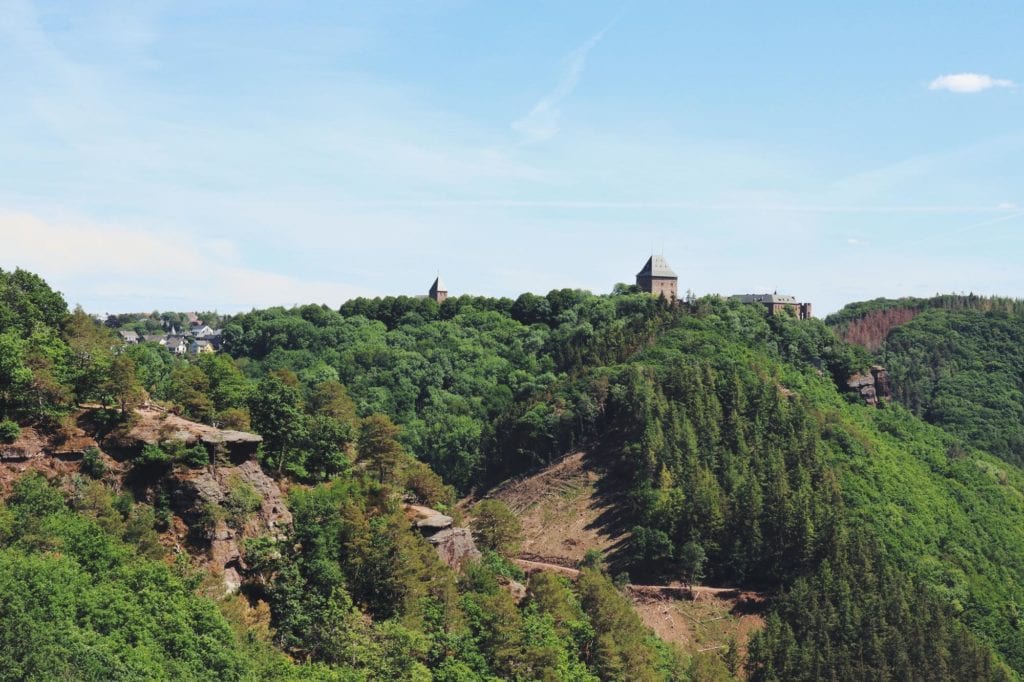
[426, 527, 481, 569]
[871, 365, 893, 401]
[404, 503, 453, 530]
[416, 513, 454, 531]
[846, 365, 893, 407]
[171, 460, 291, 593]
[117, 406, 262, 461]
[403, 503, 477, 568]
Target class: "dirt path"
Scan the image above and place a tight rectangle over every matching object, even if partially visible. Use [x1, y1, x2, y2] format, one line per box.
[514, 556, 766, 657]
[514, 557, 760, 600]
[476, 451, 767, 656]
[514, 558, 581, 578]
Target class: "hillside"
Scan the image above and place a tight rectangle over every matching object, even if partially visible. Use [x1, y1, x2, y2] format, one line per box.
[1, 267, 1023, 679]
[483, 450, 626, 567]
[480, 449, 766, 659]
[828, 295, 1024, 467]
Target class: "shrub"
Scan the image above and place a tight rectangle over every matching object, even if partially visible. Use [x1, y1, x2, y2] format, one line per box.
[0, 420, 21, 443]
[216, 407, 251, 431]
[179, 444, 210, 468]
[470, 499, 522, 556]
[80, 446, 107, 478]
[223, 476, 261, 528]
[193, 501, 227, 540]
[136, 443, 171, 468]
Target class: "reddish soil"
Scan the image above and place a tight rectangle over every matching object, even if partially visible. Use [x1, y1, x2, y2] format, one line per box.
[487, 451, 628, 566]
[481, 451, 767, 658]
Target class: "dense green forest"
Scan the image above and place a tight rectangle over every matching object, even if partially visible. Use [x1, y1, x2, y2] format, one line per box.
[2, 266, 1023, 680]
[827, 295, 1024, 467]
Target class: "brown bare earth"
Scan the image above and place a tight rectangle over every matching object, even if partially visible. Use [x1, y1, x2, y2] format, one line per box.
[629, 586, 766, 658]
[487, 451, 629, 566]
[480, 450, 766, 658]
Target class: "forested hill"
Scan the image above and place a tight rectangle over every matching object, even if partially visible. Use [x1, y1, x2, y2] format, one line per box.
[827, 295, 1024, 467]
[826, 293, 1024, 350]
[2, 267, 1024, 680]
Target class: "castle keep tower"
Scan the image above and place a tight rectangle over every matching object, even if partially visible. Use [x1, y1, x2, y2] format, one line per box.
[636, 255, 678, 301]
[428, 276, 448, 304]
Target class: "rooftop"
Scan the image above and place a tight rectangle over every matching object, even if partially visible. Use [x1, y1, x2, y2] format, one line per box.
[636, 255, 677, 279]
[733, 293, 801, 304]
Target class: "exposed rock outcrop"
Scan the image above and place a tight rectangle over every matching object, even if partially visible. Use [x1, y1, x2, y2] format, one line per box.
[171, 460, 292, 593]
[404, 503, 480, 569]
[113, 406, 262, 461]
[427, 527, 481, 568]
[847, 365, 893, 407]
[502, 578, 528, 604]
[0, 414, 100, 464]
[405, 504, 455, 531]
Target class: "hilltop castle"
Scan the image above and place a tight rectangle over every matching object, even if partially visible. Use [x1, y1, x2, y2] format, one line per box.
[636, 255, 678, 300]
[732, 293, 813, 319]
[631, 254, 811, 318]
[418, 254, 812, 318]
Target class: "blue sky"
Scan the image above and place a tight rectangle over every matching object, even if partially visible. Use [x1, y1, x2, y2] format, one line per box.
[1, 1, 1021, 315]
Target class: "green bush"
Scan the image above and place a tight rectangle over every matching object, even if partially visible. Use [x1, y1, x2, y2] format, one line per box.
[136, 443, 171, 468]
[470, 499, 521, 556]
[179, 444, 210, 468]
[223, 476, 261, 528]
[0, 419, 21, 443]
[80, 446, 106, 478]
[193, 501, 227, 540]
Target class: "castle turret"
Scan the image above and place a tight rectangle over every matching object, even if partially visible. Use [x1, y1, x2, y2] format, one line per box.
[636, 255, 678, 301]
[428, 276, 448, 304]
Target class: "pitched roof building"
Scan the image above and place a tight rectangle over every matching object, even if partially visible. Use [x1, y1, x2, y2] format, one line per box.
[428, 276, 448, 304]
[734, 293, 812, 319]
[636, 255, 678, 301]
[165, 336, 188, 355]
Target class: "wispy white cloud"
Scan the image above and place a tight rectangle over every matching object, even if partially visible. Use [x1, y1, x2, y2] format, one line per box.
[0, 211, 371, 311]
[952, 210, 1024, 235]
[512, 26, 610, 143]
[928, 73, 1015, 93]
[847, 237, 868, 246]
[328, 199, 1018, 213]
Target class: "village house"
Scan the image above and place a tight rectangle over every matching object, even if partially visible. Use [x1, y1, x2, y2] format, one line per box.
[190, 339, 216, 355]
[118, 330, 140, 344]
[165, 335, 188, 355]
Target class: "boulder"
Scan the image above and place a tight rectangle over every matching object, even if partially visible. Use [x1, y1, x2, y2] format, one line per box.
[404, 503, 453, 532]
[427, 527, 481, 568]
[502, 578, 528, 604]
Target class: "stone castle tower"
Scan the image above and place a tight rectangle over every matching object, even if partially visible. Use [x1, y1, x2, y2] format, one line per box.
[428, 276, 448, 304]
[636, 255, 678, 301]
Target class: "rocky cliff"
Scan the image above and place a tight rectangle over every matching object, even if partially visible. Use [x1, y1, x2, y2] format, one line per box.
[0, 406, 286, 594]
[170, 460, 292, 593]
[113, 405, 262, 461]
[847, 365, 893, 406]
